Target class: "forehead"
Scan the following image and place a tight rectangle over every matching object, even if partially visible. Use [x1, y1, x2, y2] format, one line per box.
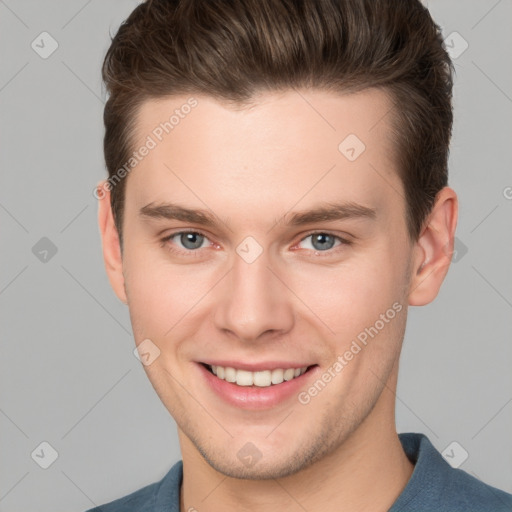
[126, 88, 404, 227]
[134, 87, 395, 157]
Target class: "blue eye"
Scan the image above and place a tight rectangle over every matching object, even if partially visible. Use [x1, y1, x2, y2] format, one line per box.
[165, 231, 210, 251]
[161, 230, 351, 258]
[301, 233, 339, 251]
[162, 231, 209, 256]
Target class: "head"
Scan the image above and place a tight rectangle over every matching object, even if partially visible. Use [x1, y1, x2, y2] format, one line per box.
[97, 0, 457, 479]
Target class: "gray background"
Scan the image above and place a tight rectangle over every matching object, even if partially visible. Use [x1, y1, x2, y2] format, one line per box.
[1, 0, 511, 510]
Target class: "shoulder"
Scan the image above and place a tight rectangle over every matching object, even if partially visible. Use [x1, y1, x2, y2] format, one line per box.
[392, 433, 512, 512]
[83, 460, 183, 512]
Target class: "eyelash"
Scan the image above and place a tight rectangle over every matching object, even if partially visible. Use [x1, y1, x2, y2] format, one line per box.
[160, 230, 352, 258]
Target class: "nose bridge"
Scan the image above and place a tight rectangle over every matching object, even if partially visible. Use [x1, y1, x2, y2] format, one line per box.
[213, 241, 294, 341]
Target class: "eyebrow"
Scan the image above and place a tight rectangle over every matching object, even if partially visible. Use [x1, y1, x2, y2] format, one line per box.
[139, 200, 377, 229]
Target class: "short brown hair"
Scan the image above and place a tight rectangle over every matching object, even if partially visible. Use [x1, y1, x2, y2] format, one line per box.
[101, 0, 454, 246]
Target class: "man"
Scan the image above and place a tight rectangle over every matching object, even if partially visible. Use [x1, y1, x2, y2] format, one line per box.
[88, 0, 512, 510]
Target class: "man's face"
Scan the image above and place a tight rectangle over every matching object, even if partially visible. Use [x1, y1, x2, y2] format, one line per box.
[118, 88, 415, 478]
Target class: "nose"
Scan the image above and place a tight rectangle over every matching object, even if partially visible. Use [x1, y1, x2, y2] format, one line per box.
[213, 247, 295, 342]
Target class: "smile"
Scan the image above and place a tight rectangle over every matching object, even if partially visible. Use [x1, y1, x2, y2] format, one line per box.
[197, 361, 320, 409]
[205, 364, 310, 387]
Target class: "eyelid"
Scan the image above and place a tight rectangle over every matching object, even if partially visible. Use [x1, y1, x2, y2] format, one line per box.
[298, 229, 353, 243]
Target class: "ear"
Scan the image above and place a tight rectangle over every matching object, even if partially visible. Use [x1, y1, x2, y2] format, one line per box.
[408, 186, 458, 306]
[96, 180, 128, 304]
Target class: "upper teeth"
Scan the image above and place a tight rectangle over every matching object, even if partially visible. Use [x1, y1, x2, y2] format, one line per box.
[211, 365, 308, 387]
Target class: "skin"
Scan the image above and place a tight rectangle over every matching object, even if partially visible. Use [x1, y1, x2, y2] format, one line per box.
[97, 88, 457, 512]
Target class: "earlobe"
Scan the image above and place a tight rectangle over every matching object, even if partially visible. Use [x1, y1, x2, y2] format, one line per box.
[96, 180, 128, 304]
[408, 187, 458, 306]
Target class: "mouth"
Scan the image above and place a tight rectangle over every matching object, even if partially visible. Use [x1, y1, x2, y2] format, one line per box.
[200, 362, 318, 388]
[196, 361, 321, 409]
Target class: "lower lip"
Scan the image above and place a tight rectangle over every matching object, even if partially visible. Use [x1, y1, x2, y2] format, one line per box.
[196, 363, 319, 410]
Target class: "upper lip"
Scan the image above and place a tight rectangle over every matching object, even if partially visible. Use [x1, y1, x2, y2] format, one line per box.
[199, 360, 316, 372]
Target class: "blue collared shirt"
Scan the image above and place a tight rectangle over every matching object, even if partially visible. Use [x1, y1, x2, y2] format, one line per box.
[85, 432, 512, 511]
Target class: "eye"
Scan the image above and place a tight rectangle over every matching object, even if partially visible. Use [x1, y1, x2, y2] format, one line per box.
[163, 231, 211, 252]
[160, 230, 351, 258]
[297, 232, 350, 253]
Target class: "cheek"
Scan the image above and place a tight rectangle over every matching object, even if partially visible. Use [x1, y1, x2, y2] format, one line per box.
[294, 249, 407, 337]
[122, 241, 217, 338]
